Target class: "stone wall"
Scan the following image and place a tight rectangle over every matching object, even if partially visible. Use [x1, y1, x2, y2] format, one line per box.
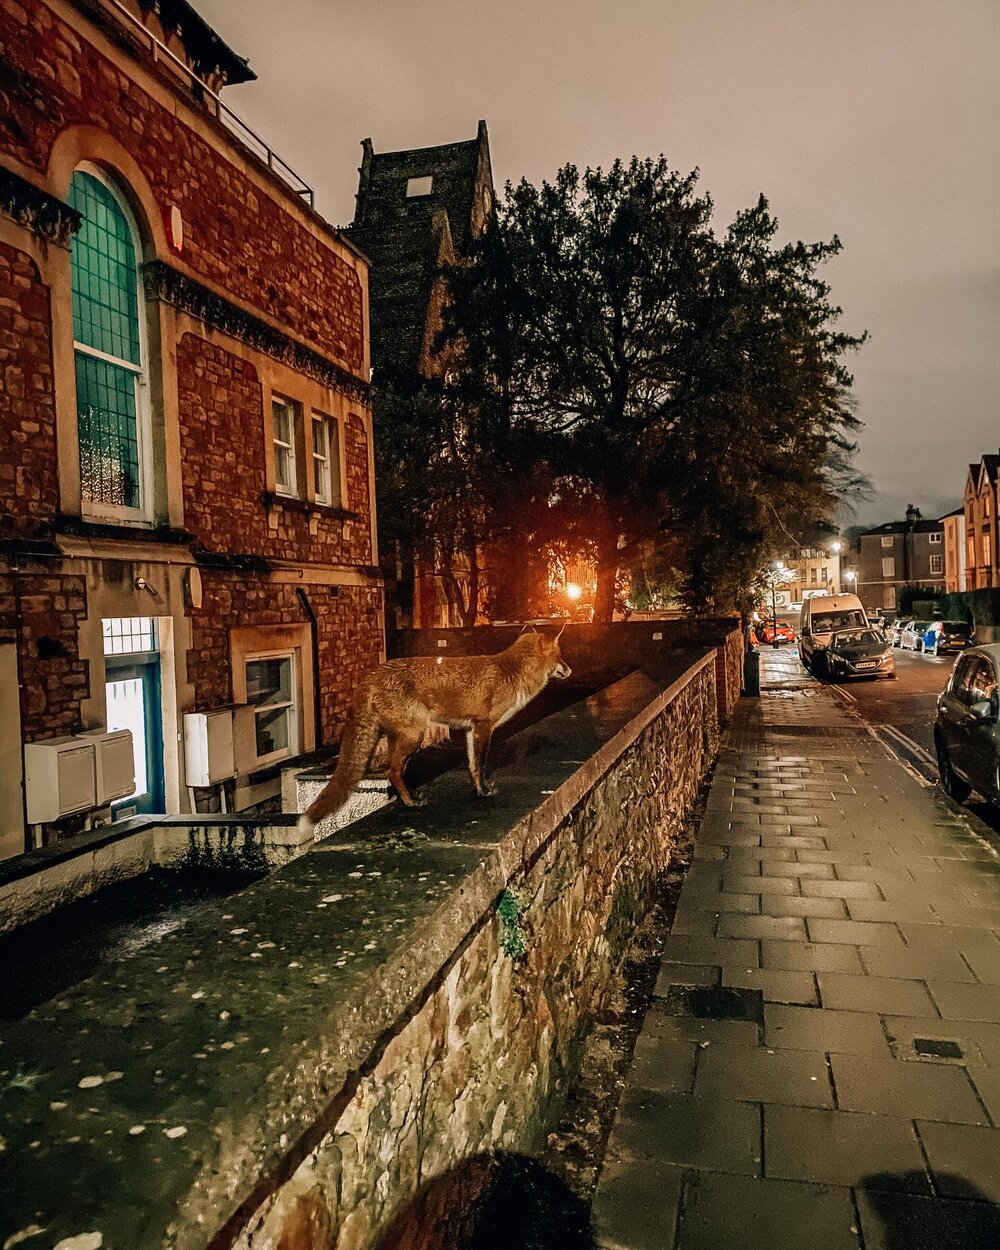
[3, 570, 90, 739]
[0, 0, 364, 371]
[0, 651, 721, 1250]
[235, 658, 719, 1250]
[0, 241, 57, 530]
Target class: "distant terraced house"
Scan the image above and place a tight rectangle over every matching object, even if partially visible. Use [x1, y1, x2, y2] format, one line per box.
[0, 0, 383, 857]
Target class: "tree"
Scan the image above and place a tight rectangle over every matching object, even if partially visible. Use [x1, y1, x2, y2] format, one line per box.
[446, 158, 866, 620]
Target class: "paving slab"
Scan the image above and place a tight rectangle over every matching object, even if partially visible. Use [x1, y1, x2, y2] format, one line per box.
[606, 1090, 762, 1174]
[764, 1004, 893, 1058]
[678, 1173, 860, 1250]
[817, 972, 938, 1017]
[830, 1054, 988, 1123]
[764, 1105, 929, 1191]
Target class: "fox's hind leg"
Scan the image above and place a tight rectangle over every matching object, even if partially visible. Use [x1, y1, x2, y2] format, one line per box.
[386, 724, 427, 807]
[467, 720, 497, 798]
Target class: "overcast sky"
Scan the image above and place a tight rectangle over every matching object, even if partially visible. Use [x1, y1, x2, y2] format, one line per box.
[201, 0, 1000, 528]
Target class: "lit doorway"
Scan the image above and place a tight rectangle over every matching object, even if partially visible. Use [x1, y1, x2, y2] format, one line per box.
[103, 617, 165, 815]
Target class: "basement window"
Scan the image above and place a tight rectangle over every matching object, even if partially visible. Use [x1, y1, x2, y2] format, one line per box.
[406, 176, 434, 198]
[245, 652, 297, 764]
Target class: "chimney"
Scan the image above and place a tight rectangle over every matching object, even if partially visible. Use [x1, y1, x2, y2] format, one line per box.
[905, 504, 921, 526]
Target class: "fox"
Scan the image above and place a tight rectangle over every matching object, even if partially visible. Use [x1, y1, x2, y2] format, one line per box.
[298, 630, 572, 835]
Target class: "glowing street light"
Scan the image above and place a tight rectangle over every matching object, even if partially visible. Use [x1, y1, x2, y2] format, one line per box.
[845, 570, 857, 584]
[831, 541, 841, 554]
[565, 582, 583, 601]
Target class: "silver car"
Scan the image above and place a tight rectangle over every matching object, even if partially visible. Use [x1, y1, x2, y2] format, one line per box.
[935, 646, 1000, 804]
[899, 620, 930, 651]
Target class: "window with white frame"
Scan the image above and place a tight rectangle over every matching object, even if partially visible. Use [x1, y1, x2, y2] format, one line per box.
[882, 557, 895, 578]
[68, 167, 153, 522]
[881, 536, 894, 548]
[929, 532, 942, 544]
[311, 413, 340, 506]
[930, 554, 943, 575]
[245, 653, 297, 763]
[884, 587, 897, 610]
[272, 396, 301, 497]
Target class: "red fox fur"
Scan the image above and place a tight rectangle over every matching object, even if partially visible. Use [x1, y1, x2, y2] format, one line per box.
[298, 631, 571, 835]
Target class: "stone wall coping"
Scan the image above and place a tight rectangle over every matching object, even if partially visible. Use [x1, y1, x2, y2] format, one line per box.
[0, 644, 727, 1250]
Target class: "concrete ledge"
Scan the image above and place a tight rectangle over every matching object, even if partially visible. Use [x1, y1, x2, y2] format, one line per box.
[0, 641, 733, 1250]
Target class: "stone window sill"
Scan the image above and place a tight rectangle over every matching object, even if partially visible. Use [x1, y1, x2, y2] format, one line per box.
[261, 491, 359, 534]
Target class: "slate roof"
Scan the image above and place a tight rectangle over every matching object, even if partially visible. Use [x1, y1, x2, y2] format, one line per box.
[347, 122, 493, 376]
[862, 519, 944, 536]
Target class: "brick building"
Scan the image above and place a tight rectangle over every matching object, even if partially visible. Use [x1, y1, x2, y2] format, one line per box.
[941, 504, 967, 593]
[777, 521, 844, 607]
[856, 506, 945, 613]
[0, 0, 382, 857]
[963, 453, 1000, 590]
[347, 123, 496, 629]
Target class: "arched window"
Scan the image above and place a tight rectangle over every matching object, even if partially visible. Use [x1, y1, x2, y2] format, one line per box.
[68, 167, 151, 521]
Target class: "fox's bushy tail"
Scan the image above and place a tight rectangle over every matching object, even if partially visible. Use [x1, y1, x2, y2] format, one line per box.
[298, 697, 381, 836]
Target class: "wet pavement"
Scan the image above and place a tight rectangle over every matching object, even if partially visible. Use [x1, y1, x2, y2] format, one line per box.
[593, 648, 1000, 1249]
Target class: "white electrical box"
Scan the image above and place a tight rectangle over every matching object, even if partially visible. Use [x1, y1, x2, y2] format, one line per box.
[184, 709, 235, 786]
[80, 729, 135, 804]
[24, 738, 97, 823]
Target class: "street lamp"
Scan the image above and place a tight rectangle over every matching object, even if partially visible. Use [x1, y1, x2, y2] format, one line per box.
[845, 570, 856, 587]
[831, 542, 841, 554]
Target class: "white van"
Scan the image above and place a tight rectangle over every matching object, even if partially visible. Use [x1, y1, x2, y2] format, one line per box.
[799, 594, 869, 674]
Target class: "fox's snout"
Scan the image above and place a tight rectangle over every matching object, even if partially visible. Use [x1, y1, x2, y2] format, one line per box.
[552, 660, 571, 680]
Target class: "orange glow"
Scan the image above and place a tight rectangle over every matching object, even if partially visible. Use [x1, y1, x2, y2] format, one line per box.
[566, 582, 583, 601]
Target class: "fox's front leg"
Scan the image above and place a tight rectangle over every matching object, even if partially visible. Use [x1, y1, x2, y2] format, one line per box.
[467, 721, 496, 797]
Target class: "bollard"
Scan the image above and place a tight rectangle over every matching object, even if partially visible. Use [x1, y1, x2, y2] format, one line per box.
[743, 648, 761, 697]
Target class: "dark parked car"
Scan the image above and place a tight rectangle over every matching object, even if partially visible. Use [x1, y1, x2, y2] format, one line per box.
[935, 646, 1000, 804]
[921, 620, 976, 655]
[826, 628, 896, 680]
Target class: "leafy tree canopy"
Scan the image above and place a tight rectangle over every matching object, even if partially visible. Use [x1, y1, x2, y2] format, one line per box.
[443, 156, 866, 619]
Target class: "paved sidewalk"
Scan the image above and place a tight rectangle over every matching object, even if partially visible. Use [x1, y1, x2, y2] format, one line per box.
[593, 648, 1000, 1250]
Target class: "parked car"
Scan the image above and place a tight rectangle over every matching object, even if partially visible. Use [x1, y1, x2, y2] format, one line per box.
[935, 646, 1000, 804]
[886, 618, 913, 647]
[921, 620, 976, 656]
[826, 628, 896, 681]
[899, 620, 930, 651]
[760, 620, 795, 645]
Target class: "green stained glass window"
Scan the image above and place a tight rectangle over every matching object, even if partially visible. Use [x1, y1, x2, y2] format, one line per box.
[69, 169, 145, 513]
[68, 171, 140, 363]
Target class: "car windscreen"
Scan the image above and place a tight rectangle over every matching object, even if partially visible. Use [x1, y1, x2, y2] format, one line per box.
[942, 622, 973, 635]
[832, 629, 882, 647]
[811, 610, 866, 634]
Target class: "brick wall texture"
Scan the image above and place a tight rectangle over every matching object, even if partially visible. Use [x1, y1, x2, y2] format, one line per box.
[188, 577, 383, 742]
[176, 334, 373, 566]
[0, 0, 363, 372]
[0, 242, 58, 530]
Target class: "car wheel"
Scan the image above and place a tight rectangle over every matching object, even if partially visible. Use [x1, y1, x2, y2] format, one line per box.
[936, 735, 971, 803]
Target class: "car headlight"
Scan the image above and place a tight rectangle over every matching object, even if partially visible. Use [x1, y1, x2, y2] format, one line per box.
[880, 650, 893, 660]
